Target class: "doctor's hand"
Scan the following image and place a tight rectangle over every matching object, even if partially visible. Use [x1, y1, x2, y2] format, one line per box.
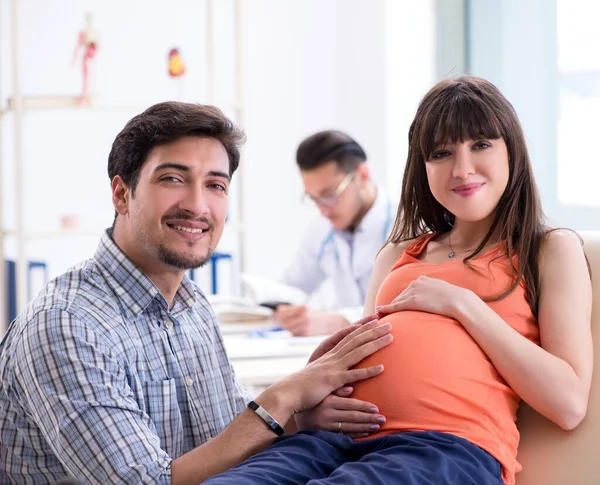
[274, 305, 349, 336]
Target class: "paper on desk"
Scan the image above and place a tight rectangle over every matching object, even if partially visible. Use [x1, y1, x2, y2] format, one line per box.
[241, 273, 307, 306]
[208, 294, 274, 323]
[224, 334, 325, 360]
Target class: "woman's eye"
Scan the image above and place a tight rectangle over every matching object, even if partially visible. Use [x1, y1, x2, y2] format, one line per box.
[431, 151, 450, 159]
[473, 141, 491, 150]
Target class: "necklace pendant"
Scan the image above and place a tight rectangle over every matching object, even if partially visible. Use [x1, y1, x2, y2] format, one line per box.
[448, 251, 456, 258]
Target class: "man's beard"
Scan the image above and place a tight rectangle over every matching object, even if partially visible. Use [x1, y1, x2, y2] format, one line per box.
[157, 213, 216, 269]
[345, 195, 366, 233]
[157, 241, 213, 269]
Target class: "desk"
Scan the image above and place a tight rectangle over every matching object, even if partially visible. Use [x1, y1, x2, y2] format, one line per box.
[219, 321, 276, 336]
[220, 321, 324, 393]
[230, 356, 309, 391]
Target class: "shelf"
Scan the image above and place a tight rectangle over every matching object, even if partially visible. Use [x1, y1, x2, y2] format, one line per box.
[2, 227, 106, 240]
[1, 95, 149, 114]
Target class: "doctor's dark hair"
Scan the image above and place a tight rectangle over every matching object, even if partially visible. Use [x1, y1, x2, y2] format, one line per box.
[386, 76, 548, 315]
[296, 130, 367, 173]
[108, 101, 246, 194]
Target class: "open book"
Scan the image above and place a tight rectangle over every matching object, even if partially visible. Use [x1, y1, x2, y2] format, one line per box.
[240, 273, 307, 307]
[209, 295, 273, 323]
[209, 274, 307, 323]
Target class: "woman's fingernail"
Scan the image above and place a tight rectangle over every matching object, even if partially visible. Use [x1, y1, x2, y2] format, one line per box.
[369, 424, 380, 430]
[342, 386, 353, 393]
[369, 406, 379, 413]
[376, 306, 383, 310]
[377, 416, 386, 423]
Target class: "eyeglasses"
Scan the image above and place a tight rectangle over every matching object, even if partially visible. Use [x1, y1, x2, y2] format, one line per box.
[303, 172, 355, 208]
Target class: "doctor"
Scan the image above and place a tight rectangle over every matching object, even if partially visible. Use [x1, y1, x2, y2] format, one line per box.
[276, 130, 395, 336]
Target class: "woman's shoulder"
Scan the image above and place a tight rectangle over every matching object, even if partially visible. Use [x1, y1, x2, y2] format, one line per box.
[376, 236, 422, 267]
[383, 239, 413, 252]
[537, 228, 590, 279]
[543, 227, 583, 243]
[539, 228, 584, 261]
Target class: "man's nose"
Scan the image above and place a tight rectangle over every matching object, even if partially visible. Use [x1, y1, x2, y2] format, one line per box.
[316, 201, 334, 217]
[180, 185, 210, 216]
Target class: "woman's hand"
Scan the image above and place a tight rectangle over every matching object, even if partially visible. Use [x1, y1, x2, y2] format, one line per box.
[294, 386, 386, 438]
[376, 275, 472, 319]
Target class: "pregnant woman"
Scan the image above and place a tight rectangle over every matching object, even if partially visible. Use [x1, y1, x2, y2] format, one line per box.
[204, 76, 593, 485]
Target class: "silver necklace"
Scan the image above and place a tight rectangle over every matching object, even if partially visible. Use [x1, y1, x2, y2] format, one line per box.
[447, 234, 492, 258]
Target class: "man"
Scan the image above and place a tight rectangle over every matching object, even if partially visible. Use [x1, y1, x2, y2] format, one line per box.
[276, 130, 396, 336]
[0, 103, 392, 485]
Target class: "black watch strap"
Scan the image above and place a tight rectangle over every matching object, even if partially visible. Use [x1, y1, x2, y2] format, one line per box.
[247, 400, 285, 436]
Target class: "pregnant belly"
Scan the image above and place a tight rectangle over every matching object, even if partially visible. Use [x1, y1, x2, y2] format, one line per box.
[352, 311, 505, 435]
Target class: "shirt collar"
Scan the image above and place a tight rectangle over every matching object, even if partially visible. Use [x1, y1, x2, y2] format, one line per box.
[94, 229, 199, 317]
[172, 273, 200, 315]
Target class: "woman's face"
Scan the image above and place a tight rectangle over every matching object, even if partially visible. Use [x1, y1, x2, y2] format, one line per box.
[425, 138, 510, 223]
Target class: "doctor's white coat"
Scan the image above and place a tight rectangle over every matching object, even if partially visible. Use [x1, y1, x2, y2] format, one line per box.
[280, 188, 396, 324]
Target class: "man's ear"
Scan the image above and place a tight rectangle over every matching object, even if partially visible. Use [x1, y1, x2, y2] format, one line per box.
[111, 175, 131, 216]
[355, 162, 370, 187]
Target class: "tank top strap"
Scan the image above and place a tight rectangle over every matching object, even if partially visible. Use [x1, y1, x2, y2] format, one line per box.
[404, 233, 438, 258]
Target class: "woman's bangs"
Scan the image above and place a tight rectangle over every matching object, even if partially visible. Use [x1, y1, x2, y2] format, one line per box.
[420, 93, 503, 159]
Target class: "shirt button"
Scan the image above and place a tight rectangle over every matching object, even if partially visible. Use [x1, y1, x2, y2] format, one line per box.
[165, 320, 173, 329]
[185, 377, 194, 387]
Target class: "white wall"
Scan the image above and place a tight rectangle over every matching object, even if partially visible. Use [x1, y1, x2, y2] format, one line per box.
[384, 0, 437, 202]
[0, 0, 438, 299]
[467, 0, 600, 230]
[238, 0, 340, 281]
[1, 0, 215, 279]
[240, 0, 437, 280]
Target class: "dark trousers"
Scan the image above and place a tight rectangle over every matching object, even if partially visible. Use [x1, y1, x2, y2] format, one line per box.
[204, 430, 503, 484]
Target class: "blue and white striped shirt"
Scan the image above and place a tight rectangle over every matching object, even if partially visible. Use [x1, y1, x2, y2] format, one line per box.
[0, 230, 251, 484]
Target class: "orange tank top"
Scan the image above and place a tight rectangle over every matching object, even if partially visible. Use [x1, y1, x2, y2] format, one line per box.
[351, 233, 540, 485]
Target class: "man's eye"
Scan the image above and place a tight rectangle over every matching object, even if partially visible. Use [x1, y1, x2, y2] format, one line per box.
[209, 183, 226, 192]
[161, 176, 183, 183]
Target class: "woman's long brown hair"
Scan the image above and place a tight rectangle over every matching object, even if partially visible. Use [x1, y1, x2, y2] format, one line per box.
[386, 76, 547, 315]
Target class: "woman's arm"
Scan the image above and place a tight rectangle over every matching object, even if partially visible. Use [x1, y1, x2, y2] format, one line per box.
[363, 241, 410, 317]
[453, 230, 593, 430]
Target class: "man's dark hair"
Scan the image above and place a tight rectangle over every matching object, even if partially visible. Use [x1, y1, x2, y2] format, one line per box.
[108, 101, 246, 194]
[296, 130, 367, 173]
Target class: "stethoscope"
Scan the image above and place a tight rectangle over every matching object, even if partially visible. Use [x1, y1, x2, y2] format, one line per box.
[317, 197, 393, 264]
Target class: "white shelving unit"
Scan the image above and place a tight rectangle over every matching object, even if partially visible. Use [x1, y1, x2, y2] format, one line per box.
[0, 0, 247, 333]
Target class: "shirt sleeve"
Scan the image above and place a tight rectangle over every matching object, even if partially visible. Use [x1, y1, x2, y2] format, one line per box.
[280, 226, 328, 297]
[14, 308, 172, 485]
[230, 372, 254, 413]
